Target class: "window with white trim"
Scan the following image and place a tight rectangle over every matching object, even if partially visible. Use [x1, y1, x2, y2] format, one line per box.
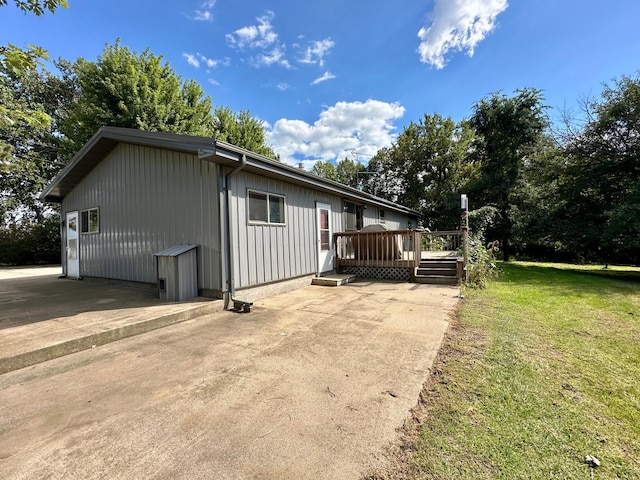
[81, 207, 100, 234]
[379, 209, 386, 224]
[248, 190, 286, 225]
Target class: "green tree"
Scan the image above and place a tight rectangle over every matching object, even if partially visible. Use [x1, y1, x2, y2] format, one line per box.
[510, 135, 568, 260]
[371, 114, 476, 229]
[363, 147, 403, 202]
[0, 61, 73, 224]
[0, 0, 69, 158]
[469, 88, 548, 260]
[213, 106, 276, 159]
[0, 1, 68, 72]
[310, 160, 337, 180]
[556, 74, 640, 264]
[0, 0, 67, 15]
[335, 157, 365, 188]
[61, 41, 215, 152]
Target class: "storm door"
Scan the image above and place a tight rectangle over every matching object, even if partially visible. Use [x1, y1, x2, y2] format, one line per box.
[66, 211, 80, 279]
[316, 202, 333, 275]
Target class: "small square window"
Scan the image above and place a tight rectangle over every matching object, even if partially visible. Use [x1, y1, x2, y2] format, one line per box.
[248, 190, 286, 225]
[81, 207, 99, 234]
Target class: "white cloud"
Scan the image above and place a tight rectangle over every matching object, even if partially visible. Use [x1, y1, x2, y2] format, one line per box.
[192, 0, 216, 21]
[226, 11, 278, 49]
[183, 52, 227, 69]
[277, 83, 290, 91]
[226, 11, 290, 68]
[311, 71, 336, 85]
[267, 100, 406, 165]
[256, 46, 291, 69]
[194, 10, 212, 21]
[299, 38, 334, 67]
[182, 53, 200, 68]
[208, 78, 220, 86]
[417, 0, 508, 69]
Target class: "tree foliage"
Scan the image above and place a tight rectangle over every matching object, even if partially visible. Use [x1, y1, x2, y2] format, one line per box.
[0, 61, 73, 224]
[310, 160, 337, 180]
[2, 40, 276, 230]
[0, 0, 68, 156]
[365, 114, 475, 230]
[335, 157, 365, 188]
[61, 41, 214, 152]
[469, 88, 548, 260]
[213, 106, 275, 159]
[310, 158, 365, 188]
[554, 74, 640, 264]
[0, 0, 68, 15]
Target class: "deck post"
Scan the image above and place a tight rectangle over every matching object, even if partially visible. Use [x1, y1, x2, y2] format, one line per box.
[461, 194, 469, 283]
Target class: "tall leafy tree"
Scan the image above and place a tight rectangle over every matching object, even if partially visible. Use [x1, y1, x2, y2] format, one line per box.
[61, 40, 215, 152]
[469, 88, 548, 260]
[0, 0, 69, 159]
[0, 61, 73, 224]
[556, 74, 640, 264]
[213, 106, 276, 159]
[335, 157, 365, 188]
[370, 114, 475, 229]
[510, 135, 567, 259]
[363, 147, 403, 201]
[310, 160, 337, 180]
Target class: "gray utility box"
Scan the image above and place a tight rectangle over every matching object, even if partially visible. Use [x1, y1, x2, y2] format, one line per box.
[153, 244, 198, 301]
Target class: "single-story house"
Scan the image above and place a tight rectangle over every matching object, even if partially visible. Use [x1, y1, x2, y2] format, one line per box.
[41, 127, 420, 303]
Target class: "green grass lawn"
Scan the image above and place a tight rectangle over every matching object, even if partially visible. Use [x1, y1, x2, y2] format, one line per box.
[386, 262, 640, 479]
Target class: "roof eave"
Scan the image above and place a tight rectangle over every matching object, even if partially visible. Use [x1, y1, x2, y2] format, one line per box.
[41, 127, 421, 218]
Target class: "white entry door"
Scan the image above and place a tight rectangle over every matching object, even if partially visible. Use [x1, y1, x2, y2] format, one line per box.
[66, 211, 80, 279]
[316, 202, 333, 275]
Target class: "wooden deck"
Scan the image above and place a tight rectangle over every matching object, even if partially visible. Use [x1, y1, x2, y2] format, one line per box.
[335, 229, 464, 272]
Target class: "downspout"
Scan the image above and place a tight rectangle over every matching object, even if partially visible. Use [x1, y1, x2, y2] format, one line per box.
[224, 152, 247, 309]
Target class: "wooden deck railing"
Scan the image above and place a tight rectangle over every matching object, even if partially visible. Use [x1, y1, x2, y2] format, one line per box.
[335, 229, 465, 269]
[420, 230, 463, 256]
[335, 230, 421, 268]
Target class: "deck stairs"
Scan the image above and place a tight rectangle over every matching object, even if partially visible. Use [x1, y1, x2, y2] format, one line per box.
[413, 259, 460, 285]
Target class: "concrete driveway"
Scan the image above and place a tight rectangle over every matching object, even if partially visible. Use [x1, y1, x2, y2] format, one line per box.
[0, 272, 459, 479]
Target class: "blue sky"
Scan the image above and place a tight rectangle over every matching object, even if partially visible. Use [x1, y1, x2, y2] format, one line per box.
[1, 0, 638, 166]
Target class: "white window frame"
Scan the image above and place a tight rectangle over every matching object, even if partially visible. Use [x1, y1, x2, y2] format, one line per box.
[80, 207, 100, 234]
[247, 189, 286, 225]
[379, 208, 386, 224]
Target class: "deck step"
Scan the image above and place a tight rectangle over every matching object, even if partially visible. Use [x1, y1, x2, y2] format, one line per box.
[312, 274, 357, 287]
[416, 267, 457, 277]
[418, 260, 458, 269]
[414, 259, 461, 285]
[413, 275, 459, 285]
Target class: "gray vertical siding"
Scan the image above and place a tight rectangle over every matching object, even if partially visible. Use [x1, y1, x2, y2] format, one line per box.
[228, 170, 415, 289]
[229, 171, 342, 289]
[62, 143, 222, 293]
[60, 141, 415, 293]
[383, 209, 412, 230]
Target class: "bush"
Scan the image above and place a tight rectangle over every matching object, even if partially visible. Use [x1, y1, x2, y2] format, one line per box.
[465, 234, 500, 288]
[0, 216, 61, 265]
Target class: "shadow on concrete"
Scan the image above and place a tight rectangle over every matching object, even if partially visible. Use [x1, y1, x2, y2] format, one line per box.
[0, 267, 222, 375]
[0, 273, 163, 330]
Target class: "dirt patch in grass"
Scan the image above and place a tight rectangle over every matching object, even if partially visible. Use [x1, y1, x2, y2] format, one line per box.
[363, 302, 489, 480]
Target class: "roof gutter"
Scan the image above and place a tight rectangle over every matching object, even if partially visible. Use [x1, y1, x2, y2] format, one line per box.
[223, 152, 252, 312]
